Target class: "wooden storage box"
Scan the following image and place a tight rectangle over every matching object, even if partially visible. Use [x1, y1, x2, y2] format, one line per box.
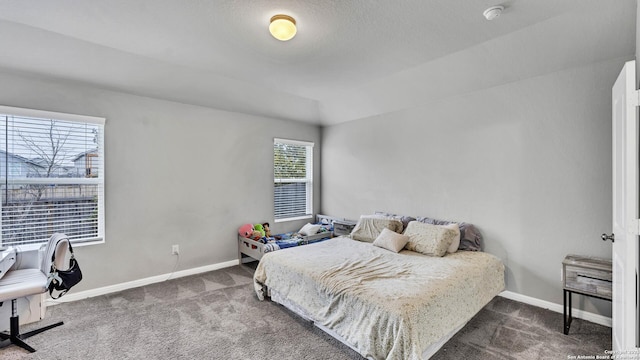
[333, 219, 357, 236]
[562, 255, 612, 300]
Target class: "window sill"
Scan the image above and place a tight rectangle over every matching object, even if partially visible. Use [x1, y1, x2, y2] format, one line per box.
[274, 215, 313, 223]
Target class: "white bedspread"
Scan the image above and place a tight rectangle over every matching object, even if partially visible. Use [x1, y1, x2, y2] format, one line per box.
[254, 236, 505, 360]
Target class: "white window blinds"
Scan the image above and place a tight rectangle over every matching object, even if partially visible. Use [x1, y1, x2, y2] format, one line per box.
[274, 138, 313, 221]
[0, 106, 105, 246]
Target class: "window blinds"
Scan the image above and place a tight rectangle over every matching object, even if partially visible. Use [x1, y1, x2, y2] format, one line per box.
[274, 138, 313, 221]
[0, 106, 105, 246]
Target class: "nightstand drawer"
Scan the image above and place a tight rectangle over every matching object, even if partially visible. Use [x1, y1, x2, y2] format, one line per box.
[562, 255, 612, 300]
[563, 265, 612, 299]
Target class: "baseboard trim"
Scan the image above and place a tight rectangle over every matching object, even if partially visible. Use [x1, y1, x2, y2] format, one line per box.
[45, 259, 240, 306]
[46, 263, 612, 329]
[499, 290, 612, 328]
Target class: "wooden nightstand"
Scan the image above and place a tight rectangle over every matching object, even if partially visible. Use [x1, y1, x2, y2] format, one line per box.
[562, 254, 612, 334]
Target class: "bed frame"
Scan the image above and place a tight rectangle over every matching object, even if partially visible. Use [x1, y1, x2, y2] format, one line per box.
[238, 214, 346, 263]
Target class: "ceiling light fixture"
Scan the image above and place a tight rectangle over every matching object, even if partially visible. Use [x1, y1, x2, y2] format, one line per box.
[483, 6, 504, 21]
[269, 14, 297, 41]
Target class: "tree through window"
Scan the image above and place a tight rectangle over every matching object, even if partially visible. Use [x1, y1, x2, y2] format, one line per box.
[0, 106, 105, 247]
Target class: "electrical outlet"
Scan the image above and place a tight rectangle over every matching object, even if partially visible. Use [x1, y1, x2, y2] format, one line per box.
[172, 245, 179, 255]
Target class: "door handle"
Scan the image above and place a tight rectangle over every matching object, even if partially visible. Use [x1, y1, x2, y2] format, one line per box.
[601, 233, 615, 243]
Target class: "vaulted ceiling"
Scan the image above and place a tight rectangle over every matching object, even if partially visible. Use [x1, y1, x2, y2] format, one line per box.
[0, 0, 635, 125]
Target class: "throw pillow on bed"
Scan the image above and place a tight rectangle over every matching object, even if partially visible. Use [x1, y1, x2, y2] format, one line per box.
[299, 223, 321, 236]
[403, 221, 457, 257]
[350, 215, 404, 243]
[373, 211, 416, 232]
[442, 223, 461, 253]
[373, 228, 409, 253]
[416, 217, 482, 251]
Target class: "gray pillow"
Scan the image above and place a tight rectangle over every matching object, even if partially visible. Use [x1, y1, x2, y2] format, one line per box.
[416, 217, 482, 251]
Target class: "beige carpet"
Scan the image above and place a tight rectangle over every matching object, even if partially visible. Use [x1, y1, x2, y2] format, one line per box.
[0, 264, 611, 359]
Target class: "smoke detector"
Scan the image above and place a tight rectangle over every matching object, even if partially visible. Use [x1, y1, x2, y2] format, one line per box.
[483, 6, 504, 21]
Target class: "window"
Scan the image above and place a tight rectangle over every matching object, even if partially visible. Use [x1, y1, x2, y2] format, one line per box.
[0, 106, 105, 247]
[274, 138, 313, 222]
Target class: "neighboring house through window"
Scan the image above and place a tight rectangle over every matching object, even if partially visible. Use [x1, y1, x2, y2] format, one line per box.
[73, 149, 99, 178]
[273, 138, 313, 222]
[0, 106, 105, 247]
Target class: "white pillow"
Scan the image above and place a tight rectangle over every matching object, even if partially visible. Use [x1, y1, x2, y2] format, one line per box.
[350, 215, 404, 243]
[403, 221, 457, 257]
[443, 223, 461, 253]
[373, 228, 409, 253]
[299, 223, 321, 236]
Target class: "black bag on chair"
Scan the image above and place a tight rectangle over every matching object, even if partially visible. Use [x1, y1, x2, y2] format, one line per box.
[47, 240, 83, 299]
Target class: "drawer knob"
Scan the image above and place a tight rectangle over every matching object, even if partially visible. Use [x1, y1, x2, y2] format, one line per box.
[601, 233, 615, 243]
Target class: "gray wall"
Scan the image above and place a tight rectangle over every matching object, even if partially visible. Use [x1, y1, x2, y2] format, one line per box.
[321, 58, 627, 317]
[0, 71, 321, 291]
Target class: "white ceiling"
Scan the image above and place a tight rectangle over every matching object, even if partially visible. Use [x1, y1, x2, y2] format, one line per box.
[0, 0, 635, 125]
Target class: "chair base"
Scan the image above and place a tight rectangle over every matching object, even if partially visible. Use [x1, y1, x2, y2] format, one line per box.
[0, 312, 63, 353]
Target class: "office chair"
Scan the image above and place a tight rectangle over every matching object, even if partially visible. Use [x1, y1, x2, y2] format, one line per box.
[0, 233, 71, 352]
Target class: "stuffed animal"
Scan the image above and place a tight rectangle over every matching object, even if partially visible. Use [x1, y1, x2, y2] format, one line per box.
[238, 224, 254, 238]
[253, 223, 265, 238]
[262, 222, 272, 238]
[251, 230, 263, 241]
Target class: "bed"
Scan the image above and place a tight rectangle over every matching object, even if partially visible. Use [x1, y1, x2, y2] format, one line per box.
[238, 214, 344, 263]
[253, 215, 505, 360]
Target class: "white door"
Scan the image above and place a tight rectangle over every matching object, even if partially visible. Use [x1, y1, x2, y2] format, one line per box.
[611, 60, 639, 352]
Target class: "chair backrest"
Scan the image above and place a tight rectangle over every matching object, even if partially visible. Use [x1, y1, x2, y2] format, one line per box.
[40, 233, 71, 274]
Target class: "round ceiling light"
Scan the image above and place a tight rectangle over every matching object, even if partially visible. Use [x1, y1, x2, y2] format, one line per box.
[269, 14, 297, 41]
[483, 6, 504, 21]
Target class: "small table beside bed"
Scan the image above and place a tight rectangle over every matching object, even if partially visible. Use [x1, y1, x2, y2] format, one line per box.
[253, 213, 505, 360]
